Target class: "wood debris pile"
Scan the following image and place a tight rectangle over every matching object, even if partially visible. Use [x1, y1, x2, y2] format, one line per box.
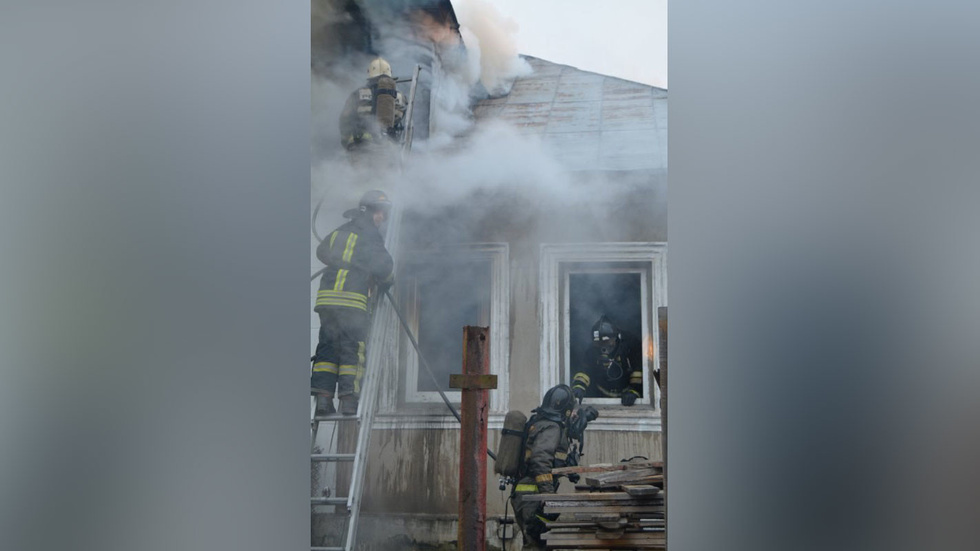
[527, 460, 665, 549]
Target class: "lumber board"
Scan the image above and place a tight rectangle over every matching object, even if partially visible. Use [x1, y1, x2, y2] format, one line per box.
[541, 498, 664, 508]
[585, 468, 662, 485]
[570, 514, 664, 524]
[574, 481, 664, 491]
[520, 491, 648, 502]
[545, 531, 665, 541]
[586, 478, 663, 490]
[586, 478, 664, 490]
[548, 519, 664, 530]
[597, 517, 629, 530]
[544, 504, 664, 515]
[543, 529, 666, 549]
[623, 484, 660, 496]
[551, 460, 663, 475]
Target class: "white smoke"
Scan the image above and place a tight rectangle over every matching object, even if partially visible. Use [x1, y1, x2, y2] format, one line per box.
[410, 0, 533, 148]
[423, 43, 480, 150]
[453, 0, 533, 96]
[310, 0, 621, 242]
[400, 121, 568, 210]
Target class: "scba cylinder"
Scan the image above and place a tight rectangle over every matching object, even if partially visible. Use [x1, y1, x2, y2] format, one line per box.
[374, 75, 397, 130]
[493, 410, 527, 477]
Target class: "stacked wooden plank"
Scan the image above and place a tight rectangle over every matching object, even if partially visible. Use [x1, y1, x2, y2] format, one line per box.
[525, 461, 665, 549]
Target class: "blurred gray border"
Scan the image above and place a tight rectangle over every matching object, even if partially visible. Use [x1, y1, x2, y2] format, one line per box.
[2, 2, 979, 551]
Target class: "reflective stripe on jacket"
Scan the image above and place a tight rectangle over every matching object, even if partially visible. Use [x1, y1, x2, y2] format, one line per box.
[315, 214, 393, 312]
[516, 414, 570, 494]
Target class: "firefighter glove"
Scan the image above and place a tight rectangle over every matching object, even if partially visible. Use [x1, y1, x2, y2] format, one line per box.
[572, 386, 585, 402]
[621, 388, 639, 406]
[377, 275, 394, 296]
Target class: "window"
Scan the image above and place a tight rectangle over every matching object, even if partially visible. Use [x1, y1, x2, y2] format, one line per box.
[407, 257, 491, 401]
[540, 243, 666, 431]
[566, 269, 648, 404]
[375, 243, 509, 428]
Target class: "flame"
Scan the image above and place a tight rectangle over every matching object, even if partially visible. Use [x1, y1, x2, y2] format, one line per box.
[411, 11, 461, 45]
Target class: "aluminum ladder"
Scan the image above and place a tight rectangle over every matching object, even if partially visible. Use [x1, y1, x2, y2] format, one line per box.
[308, 231, 402, 551]
[309, 64, 418, 551]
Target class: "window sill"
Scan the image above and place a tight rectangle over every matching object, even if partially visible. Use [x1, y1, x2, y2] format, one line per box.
[373, 411, 509, 430]
[583, 406, 662, 432]
[372, 408, 660, 432]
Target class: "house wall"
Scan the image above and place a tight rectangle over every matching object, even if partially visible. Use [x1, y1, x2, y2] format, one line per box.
[311, 12, 668, 543]
[360, 428, 663, 516]
[357, 173, 667, 528]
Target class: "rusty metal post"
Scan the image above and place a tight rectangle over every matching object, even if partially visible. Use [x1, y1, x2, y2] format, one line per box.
[449, 326, 496, 551]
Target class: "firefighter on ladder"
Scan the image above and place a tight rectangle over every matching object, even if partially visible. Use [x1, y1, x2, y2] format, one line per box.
[339, 57, 406, 159]
[311, 190, 394, 416]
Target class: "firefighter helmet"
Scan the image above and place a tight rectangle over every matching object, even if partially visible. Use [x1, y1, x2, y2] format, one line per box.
[592, 315, 620, 343]
[539, 384, 575, 419]
[367, 57, 392, 79]
[359, 189, 392, 213]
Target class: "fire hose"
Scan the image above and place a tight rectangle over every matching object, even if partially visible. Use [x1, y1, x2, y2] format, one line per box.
[383, 288, 497, 461]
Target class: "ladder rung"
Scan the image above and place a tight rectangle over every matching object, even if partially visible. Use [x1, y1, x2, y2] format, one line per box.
[311, 497, 349, 506]
[311, 453, 355, 462]
[311, 413, 360, 423]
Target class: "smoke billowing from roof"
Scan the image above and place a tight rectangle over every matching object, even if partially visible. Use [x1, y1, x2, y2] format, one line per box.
[454, 0, 532, 96]
[311, 0, 662, 250]
[312, 0, 547, 219]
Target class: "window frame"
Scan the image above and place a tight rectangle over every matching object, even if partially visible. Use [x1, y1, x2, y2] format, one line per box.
[374, 243, 510, 429]
[540, 242, 667, 432]
[563, 266, 652, 407]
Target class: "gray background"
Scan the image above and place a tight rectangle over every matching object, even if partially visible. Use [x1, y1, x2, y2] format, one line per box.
[1, 2, 978, 550]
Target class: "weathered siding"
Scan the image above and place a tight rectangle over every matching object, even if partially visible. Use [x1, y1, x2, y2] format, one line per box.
[361, 428, 461, 514]
[360, 427, 662, 517]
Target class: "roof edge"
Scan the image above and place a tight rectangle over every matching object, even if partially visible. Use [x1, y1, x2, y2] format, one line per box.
[518, 54, 667, 92]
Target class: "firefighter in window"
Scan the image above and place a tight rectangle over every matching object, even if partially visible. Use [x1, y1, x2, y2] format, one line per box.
[572, 315, 655, 406]
[338, 57, 406, 152]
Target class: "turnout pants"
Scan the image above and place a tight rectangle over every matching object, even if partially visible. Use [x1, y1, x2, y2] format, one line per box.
[311, 306, 367, 397]
[512, 488, 557, 550]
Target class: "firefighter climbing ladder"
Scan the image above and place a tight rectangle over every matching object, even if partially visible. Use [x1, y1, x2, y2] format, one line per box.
[309, 64, 420, 551]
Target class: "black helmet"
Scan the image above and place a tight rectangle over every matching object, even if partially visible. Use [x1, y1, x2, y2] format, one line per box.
[359, 189, 392, 213]
[592, 315, 620, 343]
[539, 384, 575, 418]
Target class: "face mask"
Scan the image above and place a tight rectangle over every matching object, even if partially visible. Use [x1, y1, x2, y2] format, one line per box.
[597, 343, 623, 381]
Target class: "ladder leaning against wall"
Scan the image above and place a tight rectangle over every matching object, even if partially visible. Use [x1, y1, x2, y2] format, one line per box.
[309, 64, 420, 551]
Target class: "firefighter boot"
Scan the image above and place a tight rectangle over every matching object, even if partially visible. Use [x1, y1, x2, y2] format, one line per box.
[337, 377, 359, 416]
[314, 392, 335, 416]
[339, 395, 359, 416]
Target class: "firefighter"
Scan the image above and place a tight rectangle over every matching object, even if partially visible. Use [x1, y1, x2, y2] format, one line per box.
[392, 89, 407, 140]
[339, 57, 402, 151]
[511, 384, 576, 550]
[571, 315, 652, 406]
[311, 190, 394, 416]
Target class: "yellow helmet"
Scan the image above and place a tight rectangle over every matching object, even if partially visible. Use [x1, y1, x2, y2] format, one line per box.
[367, 57, 392, 79]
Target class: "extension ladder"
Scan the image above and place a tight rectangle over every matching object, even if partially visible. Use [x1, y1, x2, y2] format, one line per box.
[308, 224, 401, 550]
[309, 64, 419, 551]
